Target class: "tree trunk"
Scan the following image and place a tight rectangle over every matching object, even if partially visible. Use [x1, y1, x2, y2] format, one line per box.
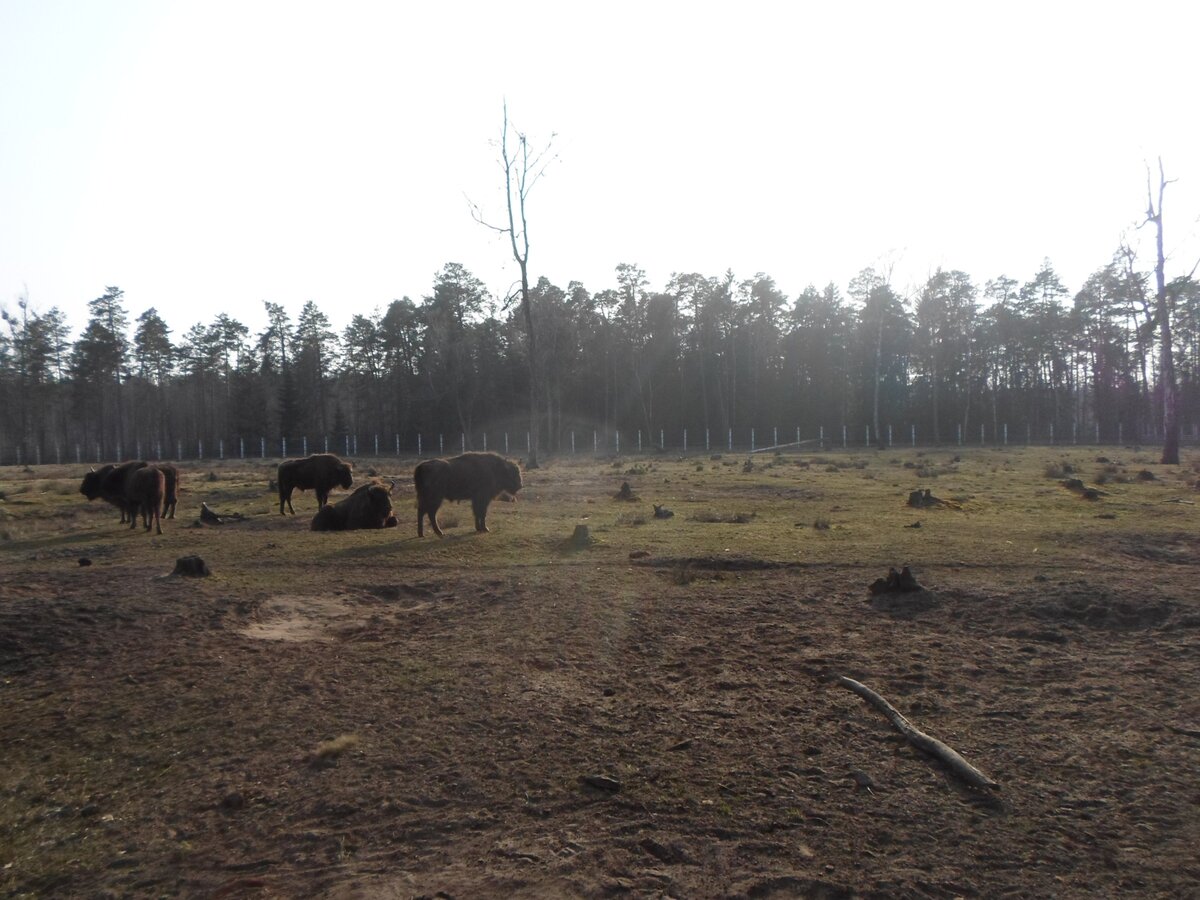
[1149, 161, 1180, 464]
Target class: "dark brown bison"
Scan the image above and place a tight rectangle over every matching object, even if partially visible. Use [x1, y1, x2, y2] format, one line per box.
[158, 462, 180, 518]
[128, 466, 165, 534]
[277, 453, 353, 514]
[414, 451, 522, 537]
[81, 460, 180, 522]
[311, 481, 399, 531]
[81, 460, 148, 523]
[80, 460, 167, 533]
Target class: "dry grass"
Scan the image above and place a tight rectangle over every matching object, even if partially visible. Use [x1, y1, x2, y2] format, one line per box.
[2, 446, 1200, 897]
[314, 733, 361, 760]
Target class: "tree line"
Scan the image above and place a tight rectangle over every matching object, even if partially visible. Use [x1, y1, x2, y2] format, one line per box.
[2, 251, 1199, 463]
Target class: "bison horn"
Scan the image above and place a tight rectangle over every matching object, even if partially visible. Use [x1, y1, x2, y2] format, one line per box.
[388, 480, 396, 493]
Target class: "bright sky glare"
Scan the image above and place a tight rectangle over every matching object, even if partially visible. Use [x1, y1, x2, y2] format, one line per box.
[2, 0, 1198, 339]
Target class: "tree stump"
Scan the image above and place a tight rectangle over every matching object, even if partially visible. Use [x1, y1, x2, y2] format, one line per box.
[172, 555, 211, 577]
[869, 566, 923, 594]
[570, 524, 593, 548]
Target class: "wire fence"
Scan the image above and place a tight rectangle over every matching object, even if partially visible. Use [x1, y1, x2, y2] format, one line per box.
[2, 421, 1195, 467]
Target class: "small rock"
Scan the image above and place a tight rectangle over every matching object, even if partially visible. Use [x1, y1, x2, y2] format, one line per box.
[848, 769, 875, 790]
[171, 555, 211, 577]
[220, 792, 246, 810]
[78, 557, 92, 567]
[629, 550, 650, 559]
[579, 774, 621, 793]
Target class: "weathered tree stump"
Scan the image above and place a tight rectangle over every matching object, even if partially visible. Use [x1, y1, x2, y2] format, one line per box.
[869, 566, 923, 594]
[570, 524, 593, 548]
[172, 555, 211, 577]
[614, 481, 636, 501]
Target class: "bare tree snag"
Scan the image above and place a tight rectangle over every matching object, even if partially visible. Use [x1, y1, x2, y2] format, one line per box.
[835, 675, 999, 792]
[471, 102, 556, 470]
[1145, 159, 1180, 465]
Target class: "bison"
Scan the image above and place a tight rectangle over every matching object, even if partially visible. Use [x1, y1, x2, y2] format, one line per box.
[81, 460, 180, 522]
[158, 462, 180, 519]
[277, 453, 353, 514]
[81, 460, 148, 523]
[80, 460, 168, 533]
[414, 451, 522, 537]
[311, 481, 399, 531]
[128, 466, 165, 534]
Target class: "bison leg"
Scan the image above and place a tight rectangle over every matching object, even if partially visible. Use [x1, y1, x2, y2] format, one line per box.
[317, 489, 329, 508]
[428, 502, 445, 537]
[417, 499, 444, 537]
[280, 487, 294, 515]
[472, 497, 490, 533]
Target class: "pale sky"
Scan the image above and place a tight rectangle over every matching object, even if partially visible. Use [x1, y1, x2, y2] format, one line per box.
[2, 0, 1198, 341]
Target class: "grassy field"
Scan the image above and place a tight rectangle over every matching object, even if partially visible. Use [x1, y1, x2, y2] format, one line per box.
[1, 446, 1198, 897]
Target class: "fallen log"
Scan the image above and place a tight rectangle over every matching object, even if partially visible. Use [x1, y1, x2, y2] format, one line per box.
[835, 675, 999, 792]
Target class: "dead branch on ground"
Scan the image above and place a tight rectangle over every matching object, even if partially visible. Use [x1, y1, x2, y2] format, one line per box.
[835, 675, 999, 792]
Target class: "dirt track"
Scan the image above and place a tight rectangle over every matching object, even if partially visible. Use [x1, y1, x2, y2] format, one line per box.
[2, 453, 1199, 898]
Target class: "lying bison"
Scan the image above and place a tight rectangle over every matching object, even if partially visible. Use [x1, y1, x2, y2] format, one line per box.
[311, 481, 399, 531]
[80, 460, 168, 533]
[414, 451, 522, 537]
[277, 453, 353, 514]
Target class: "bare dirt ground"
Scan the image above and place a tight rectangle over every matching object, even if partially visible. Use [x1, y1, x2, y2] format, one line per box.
[2, 447, 1199, 898]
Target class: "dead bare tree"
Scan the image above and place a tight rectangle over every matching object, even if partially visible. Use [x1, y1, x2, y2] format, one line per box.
[1144, 159, 1179, 465]
[472, 103, 555, 468]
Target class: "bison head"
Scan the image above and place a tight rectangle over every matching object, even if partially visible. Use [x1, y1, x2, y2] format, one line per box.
[502, 460, 523, 496]
[80, 469, 102, 500]
[337, 463, 354, 490]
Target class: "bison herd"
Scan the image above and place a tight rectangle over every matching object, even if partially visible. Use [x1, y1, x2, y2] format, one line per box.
[79, 451, 522, 539]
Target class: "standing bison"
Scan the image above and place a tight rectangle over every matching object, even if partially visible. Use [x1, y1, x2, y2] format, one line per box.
[311, 481, 399, 531]
[414, 451, 522, 537]
[80, 460, 170, 533]
[128, 466, 165, 534]
[277, 453, 353, 514]
[158, 463, 181, 518]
